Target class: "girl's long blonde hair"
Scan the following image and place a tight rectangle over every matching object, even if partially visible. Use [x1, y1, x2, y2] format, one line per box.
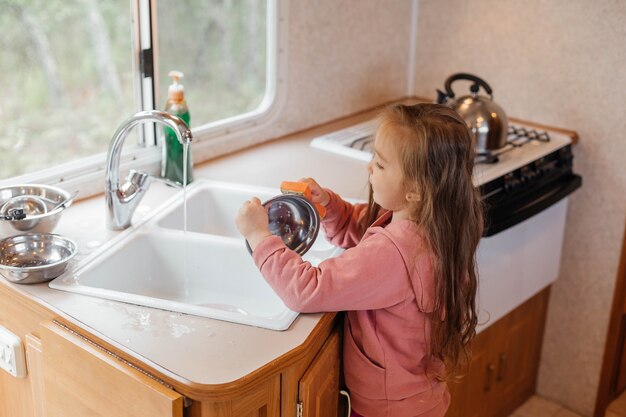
[365, 103, 483, 378]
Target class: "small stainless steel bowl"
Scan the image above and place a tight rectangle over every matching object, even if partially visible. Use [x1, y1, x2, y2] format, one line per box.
[0, 184, 73, 238]
[0, 233, 77, 284]
[0, 195, 48, 216]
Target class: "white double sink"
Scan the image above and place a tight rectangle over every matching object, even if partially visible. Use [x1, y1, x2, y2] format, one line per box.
[50, 181, 342, 331]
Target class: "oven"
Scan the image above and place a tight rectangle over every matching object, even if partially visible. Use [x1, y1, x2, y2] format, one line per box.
[479, 139, 582, 236]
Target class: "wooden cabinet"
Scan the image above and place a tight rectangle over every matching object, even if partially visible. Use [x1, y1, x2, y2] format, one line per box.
[1, 276, 551, 417]
[186, 317, 341, 417]
[41, 322, 183, 417]
[0, 283, 54, 417]
[0, 283, 183, 417]
[1, 276, 342, 417]
[189, 375, 281, 417]
[1, 321, 184, 417]
[297, 329, 341, 417]
[24, 334, 45, 417]
[447, 287, 550, 417]
[0, 270, 335, 417]
[447, 325, 493, 417]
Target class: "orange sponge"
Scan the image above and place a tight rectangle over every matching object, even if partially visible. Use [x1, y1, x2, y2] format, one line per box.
[280, 181, 312, 199]
[280, 181, 326, 218]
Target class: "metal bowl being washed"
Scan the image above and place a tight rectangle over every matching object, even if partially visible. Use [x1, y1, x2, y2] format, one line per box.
[246, 194, 320, 256]
[0, 184, 74, 238]
[0, 233, 77, 284]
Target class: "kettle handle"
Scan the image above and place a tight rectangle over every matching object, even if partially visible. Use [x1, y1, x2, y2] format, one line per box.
[444, 73, 493, 99]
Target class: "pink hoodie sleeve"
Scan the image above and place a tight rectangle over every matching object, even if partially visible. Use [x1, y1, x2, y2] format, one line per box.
[252, 233, 411, 313]
[321, 190, 369, 249]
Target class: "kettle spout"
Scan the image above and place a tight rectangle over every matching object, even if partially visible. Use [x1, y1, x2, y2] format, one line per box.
[436, 89, 449, 104]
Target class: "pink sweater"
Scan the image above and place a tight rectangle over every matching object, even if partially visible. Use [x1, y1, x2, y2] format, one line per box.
[252, 191, 450, 417]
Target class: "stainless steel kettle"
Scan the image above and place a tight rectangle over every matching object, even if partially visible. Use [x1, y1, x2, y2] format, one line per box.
[436, 73, 509, 154]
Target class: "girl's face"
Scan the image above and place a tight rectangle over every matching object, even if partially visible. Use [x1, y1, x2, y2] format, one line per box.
[367, 127, 415, 220]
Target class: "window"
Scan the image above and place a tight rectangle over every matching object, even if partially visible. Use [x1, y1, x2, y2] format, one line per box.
[156, 0, 268, 128]
[0, 0, 276, 185]
[0, 0, 134, 179]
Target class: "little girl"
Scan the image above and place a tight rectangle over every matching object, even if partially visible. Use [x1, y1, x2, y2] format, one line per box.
[236, 103, 483, 417]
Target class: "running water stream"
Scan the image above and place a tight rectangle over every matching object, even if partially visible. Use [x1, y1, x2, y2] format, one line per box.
[183, 142, 189, 233]
[182, 142, 189, 296]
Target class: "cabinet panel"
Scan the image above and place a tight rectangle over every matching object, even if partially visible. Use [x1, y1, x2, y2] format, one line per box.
[0, 332, 39, 417]
[445, 288, 550, 417]
[232, 375, 280, 417]
[447, 327, 494, 417]
[0, 283, 54, 417]
[41, 322, 183, 417]
[615, 317, 626, 392]
[492, 288, 549, 416]
[189, 375, 280, 417]
[25, 334, 45, 417]
[495, 309, 536, 407]
[298, 330, 341, 417]
[0, 366, 34, 417]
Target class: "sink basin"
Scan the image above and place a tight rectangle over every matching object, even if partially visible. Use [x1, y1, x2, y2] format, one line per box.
[51, 231, 297, 330]
[157, 182, 267, 238]
[50, 180, 343, 330]
[154, 181, 340, 260]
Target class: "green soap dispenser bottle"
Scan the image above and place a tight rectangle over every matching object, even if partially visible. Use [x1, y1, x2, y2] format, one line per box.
[162, 70, 193, 185]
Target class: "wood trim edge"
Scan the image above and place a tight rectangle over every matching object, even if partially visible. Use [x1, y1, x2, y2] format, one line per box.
[54, 312, 338, 401]
[594, 222, 626, 417]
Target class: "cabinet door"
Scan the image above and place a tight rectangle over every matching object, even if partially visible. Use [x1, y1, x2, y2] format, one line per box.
[446, 327, 495, 417]
[447, 288, 550, 417]
[0, 283, 54, 417]
[24, 334, 46, 417]
[494, 311, 535, 407]
[41, 322, 183, 417]
[194, 375, 281, 417]
[298, 330, 341, 417]
[493, 289, 549, 415]
[0, 354, 35, 417]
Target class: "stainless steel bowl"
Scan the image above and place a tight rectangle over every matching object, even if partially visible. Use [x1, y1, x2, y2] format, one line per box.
[0, 233, 77, 284]
[246, 194, 320, 256]
[0, 184, 73, 238]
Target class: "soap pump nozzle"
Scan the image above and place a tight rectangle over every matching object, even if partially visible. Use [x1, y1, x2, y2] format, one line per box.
[167, 70, 185, 103]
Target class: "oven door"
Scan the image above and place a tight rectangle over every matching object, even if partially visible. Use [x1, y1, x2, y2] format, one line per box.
[483, 173, 582, 237]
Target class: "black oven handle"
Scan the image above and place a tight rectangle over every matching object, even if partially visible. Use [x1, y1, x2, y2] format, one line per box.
[484, 174, 582, 237]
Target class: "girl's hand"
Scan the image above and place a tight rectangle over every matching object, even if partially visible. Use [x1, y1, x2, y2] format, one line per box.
[236, 197, 272, 251]
[299, 177, 330, 207]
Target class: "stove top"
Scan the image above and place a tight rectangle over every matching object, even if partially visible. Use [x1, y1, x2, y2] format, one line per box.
[310, 119, 572, 187]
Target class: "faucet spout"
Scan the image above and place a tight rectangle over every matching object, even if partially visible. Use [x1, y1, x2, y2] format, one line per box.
[105, 110, 193, 230]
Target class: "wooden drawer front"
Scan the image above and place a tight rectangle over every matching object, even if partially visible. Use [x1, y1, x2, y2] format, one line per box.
[41, 322, 183, 417]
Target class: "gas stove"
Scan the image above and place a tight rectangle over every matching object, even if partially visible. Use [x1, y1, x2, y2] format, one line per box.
[311, 120, 567, 184]
[310, 118, 581, 236]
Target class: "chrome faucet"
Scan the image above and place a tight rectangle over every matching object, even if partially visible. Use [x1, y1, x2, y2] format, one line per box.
[105, 110, 192, 230]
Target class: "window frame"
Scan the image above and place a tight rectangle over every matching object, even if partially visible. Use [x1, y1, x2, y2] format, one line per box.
[0, 0, 287, 198]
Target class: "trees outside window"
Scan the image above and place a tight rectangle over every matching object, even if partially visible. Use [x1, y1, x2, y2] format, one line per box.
[0, 0, 269, 180]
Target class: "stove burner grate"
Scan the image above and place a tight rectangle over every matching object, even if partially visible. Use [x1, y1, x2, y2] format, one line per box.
[476, 126, 551, 164]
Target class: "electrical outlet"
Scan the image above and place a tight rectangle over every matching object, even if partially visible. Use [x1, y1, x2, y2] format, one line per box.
[0, 325, 26, 378]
